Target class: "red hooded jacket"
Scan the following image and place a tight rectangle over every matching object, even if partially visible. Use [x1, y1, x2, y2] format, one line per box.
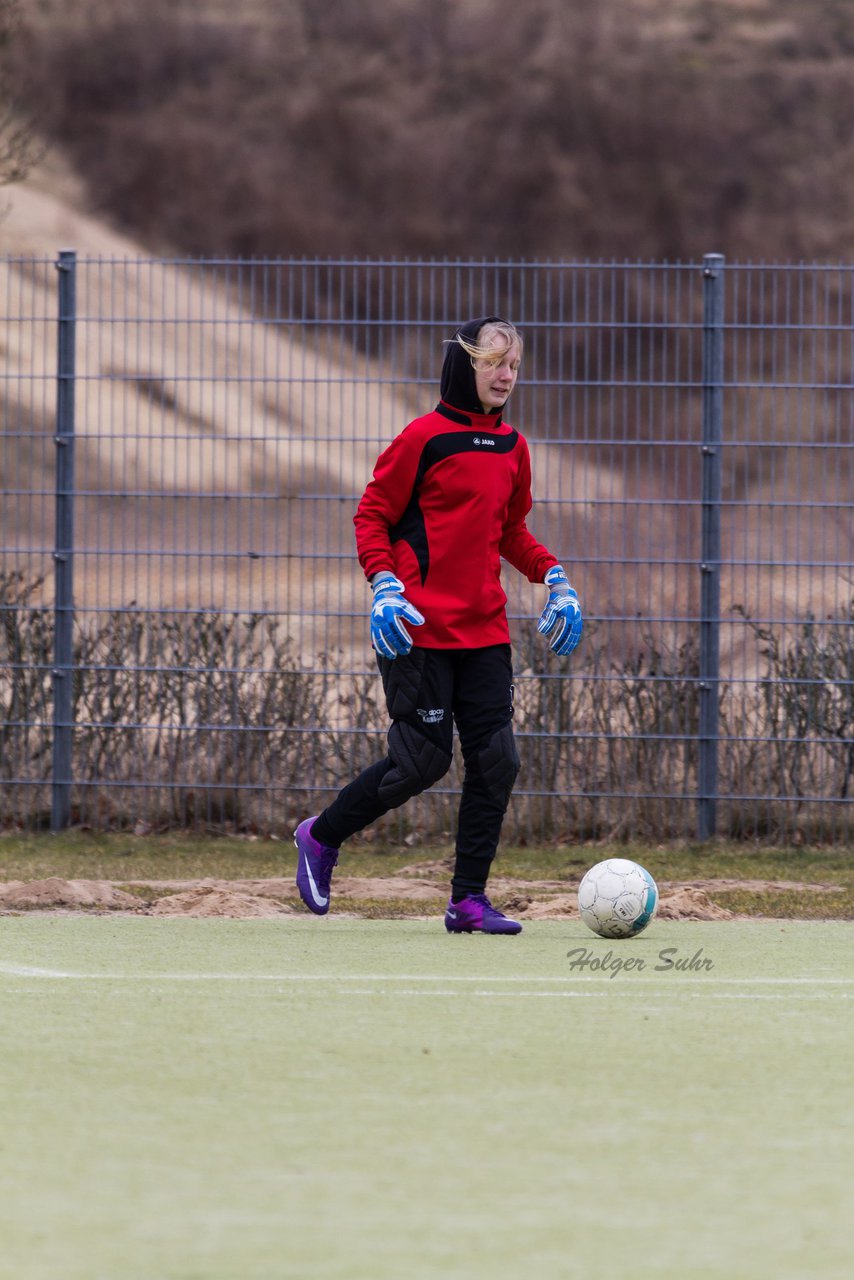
[354, 317, 558, 649]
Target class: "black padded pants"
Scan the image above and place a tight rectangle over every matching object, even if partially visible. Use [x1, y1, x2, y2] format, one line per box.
[313, 645, 520, 897]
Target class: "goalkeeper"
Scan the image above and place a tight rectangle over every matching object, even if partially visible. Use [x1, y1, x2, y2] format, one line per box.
[295, 316, 582, 934]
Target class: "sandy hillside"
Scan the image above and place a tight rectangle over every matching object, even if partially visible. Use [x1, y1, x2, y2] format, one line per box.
[0, 155, 612, 650]
[0, 158, 415, 653]
[2, 152, 851, 671]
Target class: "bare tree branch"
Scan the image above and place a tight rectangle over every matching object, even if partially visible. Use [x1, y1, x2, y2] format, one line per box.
[0, 0, 44, 187]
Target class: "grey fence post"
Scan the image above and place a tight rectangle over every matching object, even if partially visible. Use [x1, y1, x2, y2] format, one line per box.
[698, 252, 725, 840]
[51, 249, 77, 832]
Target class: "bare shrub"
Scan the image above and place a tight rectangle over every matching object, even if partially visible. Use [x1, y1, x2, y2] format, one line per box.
[0, 573, 378, 831]
[3, 572, 852, 841]
[0, 0, 43, 187]
[0, 571, 53, 823]
[722, 601, 854, 841]
[18, 0, 854, 263]
[512, 625, 702, 842]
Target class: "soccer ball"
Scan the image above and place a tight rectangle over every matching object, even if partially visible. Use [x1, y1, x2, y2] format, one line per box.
[577, 858, 658, 939]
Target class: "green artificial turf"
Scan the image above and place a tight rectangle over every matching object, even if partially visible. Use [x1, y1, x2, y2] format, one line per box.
[1, 916, 851, 1279]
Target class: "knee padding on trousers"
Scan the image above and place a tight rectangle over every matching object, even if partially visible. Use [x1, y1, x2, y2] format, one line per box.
[377, 720, 453, 809]
[475, 723, 521, 807]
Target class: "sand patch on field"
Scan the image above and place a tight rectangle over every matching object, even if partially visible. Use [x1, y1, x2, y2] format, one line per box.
[149, 886, 295, 918]
[493, 883, 735, 921]
[1, 874, 839, 920]
[0, 877, 140, 911]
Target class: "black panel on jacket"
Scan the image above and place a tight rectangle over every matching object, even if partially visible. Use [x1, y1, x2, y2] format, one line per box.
[389, 427, 520, 584]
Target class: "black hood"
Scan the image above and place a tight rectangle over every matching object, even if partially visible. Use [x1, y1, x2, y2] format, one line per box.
[439, 315, 508, 415]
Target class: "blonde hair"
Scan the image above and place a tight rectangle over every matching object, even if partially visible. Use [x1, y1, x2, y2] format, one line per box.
[455, 320, 523, 367]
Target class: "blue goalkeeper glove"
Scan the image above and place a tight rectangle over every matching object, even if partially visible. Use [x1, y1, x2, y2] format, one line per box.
[370, 573, 425, 659]
[537, 565, 583, 656]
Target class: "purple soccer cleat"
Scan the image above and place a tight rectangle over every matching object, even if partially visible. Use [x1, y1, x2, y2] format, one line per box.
[444, 893, 522, 935]
[294, 817, 339, 916]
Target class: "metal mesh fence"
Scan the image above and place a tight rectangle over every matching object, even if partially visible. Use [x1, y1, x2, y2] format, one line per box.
[1, 254, 852, 841]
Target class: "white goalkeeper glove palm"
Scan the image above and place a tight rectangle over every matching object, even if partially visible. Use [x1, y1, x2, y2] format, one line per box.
[537, 565, 583, 656]
[370, 573, 425, 659]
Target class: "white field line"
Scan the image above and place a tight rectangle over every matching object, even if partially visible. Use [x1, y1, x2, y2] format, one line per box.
[0, 963, 852, 986]
[346, 990, 853, 1000]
